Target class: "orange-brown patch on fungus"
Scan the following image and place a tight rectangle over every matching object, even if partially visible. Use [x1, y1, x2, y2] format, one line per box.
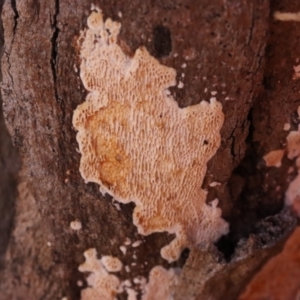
[73, 8, 228, 262]
[263, 149, 285, 167]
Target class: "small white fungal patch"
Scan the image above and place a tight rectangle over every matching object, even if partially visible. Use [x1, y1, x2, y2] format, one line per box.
[90, 3, 101, 12]
[112, 199, 121, 210]
[119, 245, 126, 255]
[118, 11, 122, 18]
[181, 63, 187, 68]
[286, 128, 300, 159]
[225, 96, 235, 101]
[126, 288, 137, 300]
[173, 53, 178, 57]
[74, 64, 78, 73]
[77, 280, 83, 287]
[293, 65, 300, 80]
[274, 11, 300, 22]
[61, 297, 67, 300]
[47, 241, 51, 247]
[122, 279, 132, 287]
[133, 277, 140, 284]
[285, 117, 300, 216]
[209, 182, 221, 187]
[284, 123, 291, 131]
[297, 106, 300, 118]
[211, 91, 217, 96]
[125, 265, 130, 272]
[263, 150, 285, 168]
[70, 220, 82, 231]
[178, 81, 184, 89]
[132, 240, 142, 247]
[79, 248, 121, 300]
[73, 6, 228, 263]
[124, 238, 131, 246]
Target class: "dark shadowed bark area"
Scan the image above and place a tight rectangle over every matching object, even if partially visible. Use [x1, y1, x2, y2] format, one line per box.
[0, 0, 299, 299]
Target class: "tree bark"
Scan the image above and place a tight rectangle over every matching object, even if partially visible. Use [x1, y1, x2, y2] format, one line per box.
[0, 0, 299, 299]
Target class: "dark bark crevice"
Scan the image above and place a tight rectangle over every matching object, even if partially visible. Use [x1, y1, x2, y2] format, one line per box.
[10, 0, 18, 34]
[0, 0, 19, 269]
[50, 0, 60, 105]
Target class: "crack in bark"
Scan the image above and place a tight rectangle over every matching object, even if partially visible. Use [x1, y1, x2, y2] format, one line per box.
[50, 0, 60, 106]
[0, 0, 19, 270]
[3, 51, 13, 87]
[3, 0, 19, 89]
[11, 0, 19, 35]
[246, 4, 255, 47]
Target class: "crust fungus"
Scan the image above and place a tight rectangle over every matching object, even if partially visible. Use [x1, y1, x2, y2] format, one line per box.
[141, 266, 179, 300]
[79, 249, 178, 300]
[263, 149, 285, 168]
[285, 125, 300, 215]
[70, 219, 82, 230]
[73, 7, 228, 262]
[101, 255, 123, 272]
[78, 249, 121, 300]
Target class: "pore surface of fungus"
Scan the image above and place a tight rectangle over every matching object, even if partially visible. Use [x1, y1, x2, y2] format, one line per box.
[73, 8, 228, 262]
[101, 255, 123, 272]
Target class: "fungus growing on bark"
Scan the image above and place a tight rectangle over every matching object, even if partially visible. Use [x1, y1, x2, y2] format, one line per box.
[141, 266, 179, 300]
[101, 256, 123, 272]
[73, 7, 228, 262]
[78, 249, 121, 300]
[263, 149, 285, 167]
[285, 122, 300, 215]
[70, 219, 82, 230]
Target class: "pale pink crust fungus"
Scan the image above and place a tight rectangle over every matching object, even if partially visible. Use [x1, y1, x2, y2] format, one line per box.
[286, 127, 300, 159]
[78, 249, 121, 300]
[285, 121, 300, 215]
[73, 8, 228, 262]
[70, 219, 82, 230]
[141, 266, 179, 300]
[101, 255, 123, 272]
[263, 149, 285, 167]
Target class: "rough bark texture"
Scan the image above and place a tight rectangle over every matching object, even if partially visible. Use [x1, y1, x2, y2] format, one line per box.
[0, 0, 299, 299]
